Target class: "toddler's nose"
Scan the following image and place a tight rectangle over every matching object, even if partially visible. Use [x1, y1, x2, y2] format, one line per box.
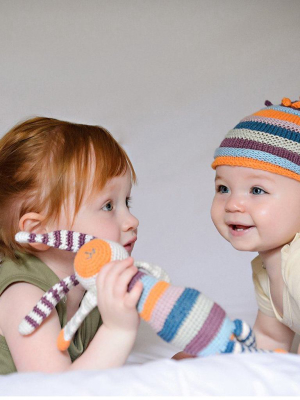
[123, 211, 139, 232]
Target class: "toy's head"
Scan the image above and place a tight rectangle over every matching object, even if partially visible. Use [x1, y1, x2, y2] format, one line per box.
[74, 238, 129, 289]
[212, 97, 300, 182]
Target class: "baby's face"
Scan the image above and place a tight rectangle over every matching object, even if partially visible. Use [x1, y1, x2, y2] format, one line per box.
[54, 169, 139, 256]
[211, 165, 300, 254]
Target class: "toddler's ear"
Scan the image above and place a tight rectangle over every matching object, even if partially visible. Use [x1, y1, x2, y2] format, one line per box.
[19, 212, 50, 251]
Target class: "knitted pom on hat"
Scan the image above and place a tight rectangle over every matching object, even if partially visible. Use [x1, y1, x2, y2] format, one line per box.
[212, 97, 300, 182]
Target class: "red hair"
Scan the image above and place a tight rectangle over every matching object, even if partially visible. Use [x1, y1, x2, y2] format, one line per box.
[0, 117, 136, 260]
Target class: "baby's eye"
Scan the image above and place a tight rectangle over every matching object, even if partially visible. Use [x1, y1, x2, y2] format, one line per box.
[217, 185, 229, 194]
[126, 197, 132, 209]
[102, 201, 113, 211]
[251, 187, 266, 195]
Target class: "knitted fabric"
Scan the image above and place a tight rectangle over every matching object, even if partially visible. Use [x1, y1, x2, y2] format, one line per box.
[16, 230, 275, 356]
[211, 98, 300, 181]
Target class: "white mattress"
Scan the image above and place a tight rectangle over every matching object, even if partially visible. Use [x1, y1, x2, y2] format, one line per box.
[1, 352, 300, 396]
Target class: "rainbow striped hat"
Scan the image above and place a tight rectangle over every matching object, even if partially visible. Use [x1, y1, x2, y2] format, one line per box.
[212, 97, 300, 182]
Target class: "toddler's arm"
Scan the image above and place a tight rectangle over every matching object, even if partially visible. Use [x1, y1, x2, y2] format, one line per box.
[71, 256, 143, 370]
[0, 257, 142, 372]
[253, 310, 294, 352]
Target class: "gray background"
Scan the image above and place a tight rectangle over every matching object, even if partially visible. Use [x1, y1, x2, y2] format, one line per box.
[1, 0, 300, 360]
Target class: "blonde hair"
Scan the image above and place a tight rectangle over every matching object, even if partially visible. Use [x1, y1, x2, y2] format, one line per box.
[0, 117, 136, 260]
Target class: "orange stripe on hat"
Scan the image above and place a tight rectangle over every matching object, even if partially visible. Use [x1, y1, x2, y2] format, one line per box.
[254, 109, 300, 125]
[140, 281, 170, 321]
[211, 156, 300, 182]
[74, 239, 112, 278]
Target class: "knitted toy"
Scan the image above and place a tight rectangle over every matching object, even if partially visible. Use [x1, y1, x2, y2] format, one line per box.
[16, 230, 275, 356]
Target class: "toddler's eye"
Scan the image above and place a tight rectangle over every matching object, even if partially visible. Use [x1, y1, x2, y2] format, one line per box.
[217, 185, 229, 194]
[126, 197, 132, 209]
[251, 187, 266, 195]
[102, 202, 113, 211]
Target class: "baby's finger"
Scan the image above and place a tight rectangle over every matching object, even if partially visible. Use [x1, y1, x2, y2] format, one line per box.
[124, 280, 143, 308]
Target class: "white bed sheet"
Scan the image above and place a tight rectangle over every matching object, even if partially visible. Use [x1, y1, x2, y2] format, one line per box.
[1, 353, 300, 396]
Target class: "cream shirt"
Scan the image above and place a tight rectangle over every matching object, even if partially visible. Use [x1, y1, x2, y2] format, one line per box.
[252, 233, 300, 335]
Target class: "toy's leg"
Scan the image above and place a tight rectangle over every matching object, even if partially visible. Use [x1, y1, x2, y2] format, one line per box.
[19, 275, 79, 335]
[233, 319, 256, 348]
[57, 287, 97, 351]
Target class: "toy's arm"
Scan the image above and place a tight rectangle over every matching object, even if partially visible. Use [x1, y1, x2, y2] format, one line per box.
[19, 274, 79, 335]
[15, 230, 95, 335]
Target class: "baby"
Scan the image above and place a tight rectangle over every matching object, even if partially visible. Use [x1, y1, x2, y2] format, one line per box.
[211, 97, 300, 352]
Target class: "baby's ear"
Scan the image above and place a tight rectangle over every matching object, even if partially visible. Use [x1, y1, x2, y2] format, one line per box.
[18, 212, 50, 251]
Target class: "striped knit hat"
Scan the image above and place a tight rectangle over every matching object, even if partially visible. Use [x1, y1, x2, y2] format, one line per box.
[212, 97, 300, 182]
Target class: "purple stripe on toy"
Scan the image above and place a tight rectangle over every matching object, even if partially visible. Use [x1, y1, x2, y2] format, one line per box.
[70, 274, 79, 286]
[67, 231, 74, 251]
[29, 233, 36, 243]
[41, 296, 55, 310]
[54, 231, 61, 248]
[79, 233, 86, 249]
[33, 305, 47, 320]
[49, 288, 60, 303]
[42, 233, 49, 244]
[220, 138, 300, 166]
[25, 315, 39, 328]
[128, 271, 146, 292]
[184, 303, 226, 354]
[60, 279, 69, 294]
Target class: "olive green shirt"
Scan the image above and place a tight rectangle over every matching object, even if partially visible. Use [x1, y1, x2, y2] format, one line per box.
[0, 252, 102, 374]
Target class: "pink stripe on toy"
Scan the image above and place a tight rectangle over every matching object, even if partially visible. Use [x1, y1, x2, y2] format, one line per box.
[149, 286, 184, 332]
[184, 303, 226, 354]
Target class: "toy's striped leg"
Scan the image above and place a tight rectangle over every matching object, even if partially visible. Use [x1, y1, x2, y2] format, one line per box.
[129, 270, 235, 357]
[233, 319, 256, 348]
[57, 287, 97, 351]
[19, 275, 79, 335]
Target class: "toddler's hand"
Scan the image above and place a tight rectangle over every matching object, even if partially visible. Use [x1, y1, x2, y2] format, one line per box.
[96, 257, 143, 333]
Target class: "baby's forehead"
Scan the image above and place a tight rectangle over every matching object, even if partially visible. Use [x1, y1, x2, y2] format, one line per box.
[215, 166, 283, 183]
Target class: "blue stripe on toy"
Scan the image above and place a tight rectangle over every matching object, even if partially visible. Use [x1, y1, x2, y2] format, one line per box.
[198, 317, 235, 356]
[222, 340, 235, 354]
[214, 147, 300, 175]
[233, 319, 243, 337]
[137, 275, 157, 313]
[158, 288, 199, 342]
[233, 121, 300, 143]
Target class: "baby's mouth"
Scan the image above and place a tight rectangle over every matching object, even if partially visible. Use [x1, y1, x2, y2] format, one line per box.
[230, 224, 253, 231]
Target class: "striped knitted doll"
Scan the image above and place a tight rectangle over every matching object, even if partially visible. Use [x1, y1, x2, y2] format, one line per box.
[16, 230, 274, 356]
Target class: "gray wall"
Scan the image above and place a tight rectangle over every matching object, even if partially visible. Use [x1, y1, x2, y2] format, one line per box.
[1, 0, 300, 360]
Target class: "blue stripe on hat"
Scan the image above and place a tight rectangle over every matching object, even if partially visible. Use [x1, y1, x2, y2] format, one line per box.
[233, 121, 300, 143]
[267, 105, 300, 117]
[214, 147, 300, 175]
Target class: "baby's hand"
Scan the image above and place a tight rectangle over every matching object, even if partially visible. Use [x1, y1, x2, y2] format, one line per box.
[96, 257, 143, 333]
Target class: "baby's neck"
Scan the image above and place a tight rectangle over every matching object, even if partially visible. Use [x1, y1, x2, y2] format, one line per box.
[258, 247, 283, 282]
[34, 247, 76, 280]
